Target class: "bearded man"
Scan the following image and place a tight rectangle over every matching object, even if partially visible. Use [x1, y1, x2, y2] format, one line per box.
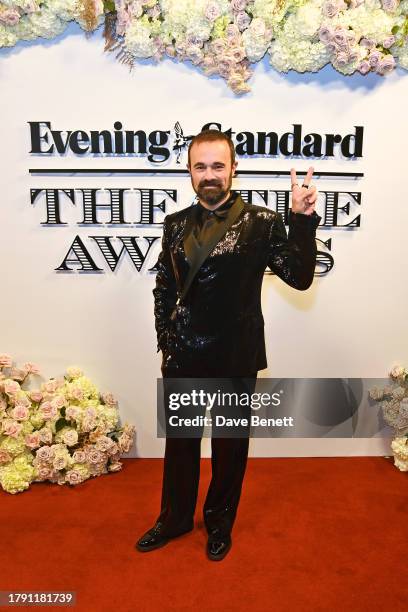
[136, 129, 321, 560]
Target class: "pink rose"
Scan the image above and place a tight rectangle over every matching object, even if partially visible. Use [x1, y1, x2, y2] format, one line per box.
[381, 0, 399, 12]
[10, 367, 26, 381]
[250, 18, 266, 37]
[0, 449, 12, 464]
[336, 51, 349, 67]
[226, 24, 240, 40]
[118, 434, 133, 453]
[205, 2, 221, 22]
[25, 432, 41, 449]
[148, 5, 161, 18]
[53, 456, 68, 470]
[212, 38, 227, 55]
[23, 362, 40, 375]
[66, 405, 80, 420]
[51, 396, 65, 410]
[235, 11, 251, 32]
[318, 26, 333, 44]
[40, 401, 58, 420]
[228, 75, 251, 95]
[360, 38, 375, 49]
[383, 35, 396, 49]
[217, 56, 234, 77]
[377, 54, 396, 74]
[348, 49, 359, 63]
[11, 405, 30, 421]
[4, 380, 20, 396]
[3, 420, 23, 438]
[186, 45, 204, 65]
[65, 470, 84, 485]
[107, 441, 119, 456]
[95, 436, 115, 452]
[202, 56, 218, 76]
[127, 0, 143, 18]
[29, 390, 43, 403]
[0, 354, 12, 368]
[36, 445, 54, 461]
[72, 450, 86, 463]
[231, 46, 246, 63]
[89, 463, 107, 476]
[175, 41, 186, 56]
[43, 379, 58, 394]
[71, 387, 84, 401]
[36, 466, 54, 480]
[38, 428, 53, 444]
[62, 430, 78, 446]
[368, 50, 382, 68]
[0, 9, 20, 27]
[86, 448, 104, 464]
[101, 392, 118, 407]
[323, 1, 341, 18]
[231, 0, 247, 11]
[333, 28, 348, 50]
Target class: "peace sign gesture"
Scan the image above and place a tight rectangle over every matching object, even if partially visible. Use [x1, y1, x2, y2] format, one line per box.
[290, 166, 318, 216]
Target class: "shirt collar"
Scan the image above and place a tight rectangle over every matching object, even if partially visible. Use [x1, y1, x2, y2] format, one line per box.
[196, 191, 239, 218]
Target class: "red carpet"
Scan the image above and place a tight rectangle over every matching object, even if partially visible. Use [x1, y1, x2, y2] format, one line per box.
[1, 457, 407, 612]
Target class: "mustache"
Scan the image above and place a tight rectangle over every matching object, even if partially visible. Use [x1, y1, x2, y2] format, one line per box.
[199, 180, 222, 188]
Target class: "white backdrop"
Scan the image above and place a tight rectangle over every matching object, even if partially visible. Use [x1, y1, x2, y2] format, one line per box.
[1, 23, 407, 457]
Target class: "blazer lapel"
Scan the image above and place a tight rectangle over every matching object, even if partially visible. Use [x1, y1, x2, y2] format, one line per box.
[182, 193, 244, 272]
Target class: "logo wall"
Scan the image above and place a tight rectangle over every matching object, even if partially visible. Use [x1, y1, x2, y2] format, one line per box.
[28, 121, 364, 275]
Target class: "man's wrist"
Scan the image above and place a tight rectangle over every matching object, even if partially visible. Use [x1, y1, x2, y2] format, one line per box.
[288, 209, 321, 231]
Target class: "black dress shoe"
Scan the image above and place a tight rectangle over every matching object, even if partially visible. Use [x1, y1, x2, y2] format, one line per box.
[136, 522, 169, 552]
[136, 522, 193, 552]
[207, 534, 232, 561]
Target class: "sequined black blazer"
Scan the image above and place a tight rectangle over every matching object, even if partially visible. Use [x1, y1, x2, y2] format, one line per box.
[153, 195, 321, 377]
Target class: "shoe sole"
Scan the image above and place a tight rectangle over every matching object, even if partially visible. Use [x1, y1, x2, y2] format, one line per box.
[136, 527, 194, 553]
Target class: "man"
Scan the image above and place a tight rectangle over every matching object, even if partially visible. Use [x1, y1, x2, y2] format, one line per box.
[136, 129, 321, 560]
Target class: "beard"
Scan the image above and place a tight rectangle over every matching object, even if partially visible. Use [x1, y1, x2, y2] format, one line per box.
[195, 176, 232, 206]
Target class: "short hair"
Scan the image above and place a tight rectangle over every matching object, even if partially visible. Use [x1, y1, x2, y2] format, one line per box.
[188, 129, 236, 166]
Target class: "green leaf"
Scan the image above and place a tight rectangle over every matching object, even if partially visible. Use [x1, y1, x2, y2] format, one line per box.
[55, 418, 68, 432]
[103, 0, 116, 12]
[392, 25, 399, 35]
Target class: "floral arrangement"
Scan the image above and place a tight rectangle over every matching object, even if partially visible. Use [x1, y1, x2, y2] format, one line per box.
[0, 352, 136, 494]
[370, 364, 408, 472]
[0, 0, 407, 93]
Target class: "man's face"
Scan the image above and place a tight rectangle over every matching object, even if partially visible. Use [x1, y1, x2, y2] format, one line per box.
[188, 140, 237, 207]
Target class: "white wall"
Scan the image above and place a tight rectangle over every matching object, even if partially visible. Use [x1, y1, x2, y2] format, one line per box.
[1, 23, 407, 456]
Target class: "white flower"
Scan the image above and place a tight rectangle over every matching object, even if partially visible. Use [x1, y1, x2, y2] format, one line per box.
[269, 39, 331, 73]
[205, 1, 221, 22]
[390, 365, 406, 379]
[376, 53, 396, 73]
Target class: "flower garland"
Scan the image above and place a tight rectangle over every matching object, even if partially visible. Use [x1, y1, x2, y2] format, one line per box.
[370, 364, 408, 472]
[0, 1, 407, 92]
[0, 352, 136, 494]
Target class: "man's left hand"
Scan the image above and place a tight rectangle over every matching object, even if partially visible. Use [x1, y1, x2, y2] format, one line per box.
[290, 166, 318, 216]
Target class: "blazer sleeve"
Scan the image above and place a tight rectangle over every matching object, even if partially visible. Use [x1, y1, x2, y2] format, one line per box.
[267, 209, 321, 291]
[152, 216, 178, 353]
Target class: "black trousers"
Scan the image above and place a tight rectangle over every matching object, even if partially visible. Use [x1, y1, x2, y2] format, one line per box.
[156, 371, 258, 538]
